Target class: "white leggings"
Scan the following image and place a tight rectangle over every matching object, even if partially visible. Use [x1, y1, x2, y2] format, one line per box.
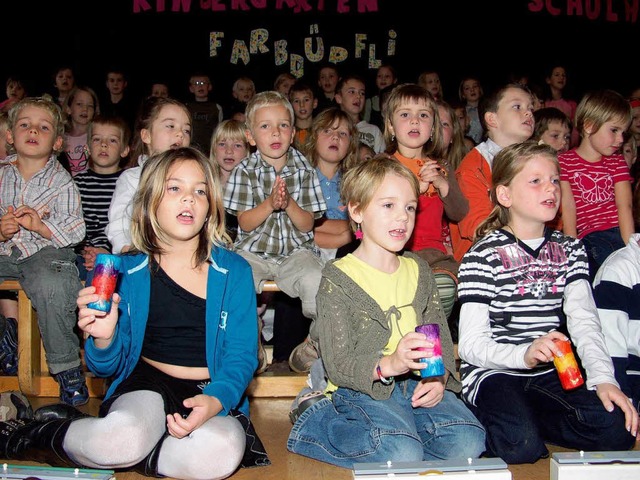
[63, 391, 246, 480]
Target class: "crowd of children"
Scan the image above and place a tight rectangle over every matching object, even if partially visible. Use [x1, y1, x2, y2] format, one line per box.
[1, 60, 640, 479]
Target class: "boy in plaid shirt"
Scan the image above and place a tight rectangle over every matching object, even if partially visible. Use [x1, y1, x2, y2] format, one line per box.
[0, 96, 87, 405]
[224, 91, 326, 323]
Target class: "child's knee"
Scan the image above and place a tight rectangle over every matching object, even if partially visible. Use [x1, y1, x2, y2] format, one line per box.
[487, 433, 547, 464]
[376, 433, 423, 462]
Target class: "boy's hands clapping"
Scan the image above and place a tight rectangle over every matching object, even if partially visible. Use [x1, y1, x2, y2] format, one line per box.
[13, 205, 51, 237]
[269, 176, 289, 211]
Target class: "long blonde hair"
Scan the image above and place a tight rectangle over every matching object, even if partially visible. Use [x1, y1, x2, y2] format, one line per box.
[475, 141, 559, 240]
[130, 147, 230, 265]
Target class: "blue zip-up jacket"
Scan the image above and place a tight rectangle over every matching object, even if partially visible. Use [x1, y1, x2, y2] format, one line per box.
[84, 247, 258, 416]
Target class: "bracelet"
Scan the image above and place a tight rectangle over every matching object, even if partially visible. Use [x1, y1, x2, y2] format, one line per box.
[376, 360, 394, 385]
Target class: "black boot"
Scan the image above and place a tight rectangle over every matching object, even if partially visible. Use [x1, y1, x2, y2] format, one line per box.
[34, 403, 89, 422]
[0, 417, 79, 467]
[132, 433, 168, 477]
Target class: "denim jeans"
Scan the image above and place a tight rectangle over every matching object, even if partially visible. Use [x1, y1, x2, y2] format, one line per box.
[287, 378, 486, 469]
[467, 370, 635, 464]
[582, 227, 624, 281]
[0, 246, 82, 374]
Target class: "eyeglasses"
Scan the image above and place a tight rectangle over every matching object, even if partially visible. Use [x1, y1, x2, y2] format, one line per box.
[192, 81, 209, 86]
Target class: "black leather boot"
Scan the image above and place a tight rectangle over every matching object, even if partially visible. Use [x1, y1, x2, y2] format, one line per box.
[34, 403, 89, 422]
[0, 417, 80, 467]
[132, 433, 168, 478]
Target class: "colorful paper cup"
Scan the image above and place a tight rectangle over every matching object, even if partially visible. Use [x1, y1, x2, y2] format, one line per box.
[87, 254, 121, 313]
[415, 324, 445, 378]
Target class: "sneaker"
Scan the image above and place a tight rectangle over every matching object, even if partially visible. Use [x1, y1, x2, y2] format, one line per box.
[55, 367, 89, 407]
[288, 390, 325, 424]
[0, 317, 18, 376]
[0, 391, 33, 422]
[288, 337, 319, 374]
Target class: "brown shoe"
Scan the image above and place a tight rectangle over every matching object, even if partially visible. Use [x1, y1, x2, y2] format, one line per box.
[288, 337, 319, 374]
[267, 360, 292, 374]
[256, 340, 268, 375]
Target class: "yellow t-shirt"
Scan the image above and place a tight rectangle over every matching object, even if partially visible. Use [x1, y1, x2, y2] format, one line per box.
[324, 254, 419, 392]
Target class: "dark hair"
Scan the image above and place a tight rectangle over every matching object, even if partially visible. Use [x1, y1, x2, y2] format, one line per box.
[335, 74, 367, 96]
[478, 83, 532, 133]
[533, 107, 571, 141]
[88, 115, 132, 151]
[289, 80, 315, 99]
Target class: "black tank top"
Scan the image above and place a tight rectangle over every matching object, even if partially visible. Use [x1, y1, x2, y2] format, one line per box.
[142, 264, 207, 367]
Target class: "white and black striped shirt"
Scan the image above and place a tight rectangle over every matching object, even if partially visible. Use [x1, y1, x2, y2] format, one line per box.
[74, 169, 123, 251]
[457, 228, 591, 405]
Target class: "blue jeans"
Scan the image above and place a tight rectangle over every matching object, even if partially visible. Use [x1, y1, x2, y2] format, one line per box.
[287, 378, 486, 468]
[582, 227, 624, 280]
[467, 371, 635, 464]
[0, 246, 82, 374]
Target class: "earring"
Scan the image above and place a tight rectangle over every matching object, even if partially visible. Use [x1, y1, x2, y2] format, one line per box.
[391, 134, 395, 142]
[355, 223, 363, 240]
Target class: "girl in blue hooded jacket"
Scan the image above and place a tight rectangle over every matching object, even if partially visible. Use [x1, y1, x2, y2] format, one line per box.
[0, 147, 268, 480]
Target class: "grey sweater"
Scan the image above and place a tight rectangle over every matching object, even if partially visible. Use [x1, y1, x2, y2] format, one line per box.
[313, 251, 461, 401]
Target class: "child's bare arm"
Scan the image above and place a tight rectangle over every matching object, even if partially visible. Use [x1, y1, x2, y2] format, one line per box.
[314, 218, 352, 249]
[560, 181, 577, 237]
[238, 176, 294, 230]
[237, 177, 288, 231]
[614, 180, 634, 244]
[237, 200, 275, 232]
[264, 176, 314, 232]
[284, 196, 314, 232]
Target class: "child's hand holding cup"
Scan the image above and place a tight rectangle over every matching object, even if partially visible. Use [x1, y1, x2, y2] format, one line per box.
[415, 324, 445, 378]
[87, 254, 122, 313]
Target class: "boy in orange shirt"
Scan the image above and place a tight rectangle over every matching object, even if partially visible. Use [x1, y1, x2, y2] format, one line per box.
[450, 83, 535, 262]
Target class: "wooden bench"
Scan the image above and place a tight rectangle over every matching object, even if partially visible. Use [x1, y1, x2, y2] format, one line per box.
[0, 280, 107, 397]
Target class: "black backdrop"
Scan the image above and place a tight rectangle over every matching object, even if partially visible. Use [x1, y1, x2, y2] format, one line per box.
[4, 0, 640, 105]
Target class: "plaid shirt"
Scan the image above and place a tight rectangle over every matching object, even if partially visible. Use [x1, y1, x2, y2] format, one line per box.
[0, 154, 85, 259]
[224, 148, 326, 258]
